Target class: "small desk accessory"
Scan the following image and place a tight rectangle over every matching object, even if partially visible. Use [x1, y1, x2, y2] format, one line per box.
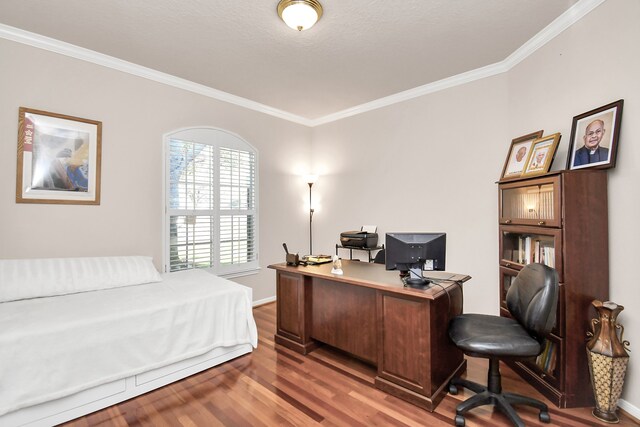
[331, 255, 343, 275]
[282, 243, 299, 266]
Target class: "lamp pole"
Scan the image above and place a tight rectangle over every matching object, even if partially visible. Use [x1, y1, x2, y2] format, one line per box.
[308, 181, 314, 256]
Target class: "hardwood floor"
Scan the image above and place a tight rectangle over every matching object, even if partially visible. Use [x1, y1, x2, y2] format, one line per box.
[65, 303, 638, 427]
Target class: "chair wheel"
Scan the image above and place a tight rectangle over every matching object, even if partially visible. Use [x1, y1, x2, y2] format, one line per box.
[454, 414, 465, 426]
[539, 411, 550, 423]
[449, 384, 458, 395]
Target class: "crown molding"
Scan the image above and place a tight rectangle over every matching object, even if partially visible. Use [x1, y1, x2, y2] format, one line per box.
[0, 23, 313, 127]
[309, 0, 607, 126]
[0, 0, 607, 128]
[310, 60, 510, 126]
[501, 0, 607, 69]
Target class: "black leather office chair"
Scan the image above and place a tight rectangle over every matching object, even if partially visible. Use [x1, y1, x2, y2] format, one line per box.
[448, 263, 559, 427]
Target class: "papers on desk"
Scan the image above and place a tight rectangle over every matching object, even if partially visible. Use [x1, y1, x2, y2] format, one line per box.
[305, 255, 333, 265]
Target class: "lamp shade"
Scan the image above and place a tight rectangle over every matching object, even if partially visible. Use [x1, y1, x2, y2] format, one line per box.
[277, 0, 323, 31]
[305, 174, 319, 184]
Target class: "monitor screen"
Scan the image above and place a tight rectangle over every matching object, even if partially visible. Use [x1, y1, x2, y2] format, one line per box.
[385, 232, 446, 272]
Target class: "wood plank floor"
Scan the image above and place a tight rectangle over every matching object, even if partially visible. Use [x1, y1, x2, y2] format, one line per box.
[65, 302, 638, 427]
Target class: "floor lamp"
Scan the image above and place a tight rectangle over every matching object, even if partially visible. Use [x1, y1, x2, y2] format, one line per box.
[306, 175, 318, 256]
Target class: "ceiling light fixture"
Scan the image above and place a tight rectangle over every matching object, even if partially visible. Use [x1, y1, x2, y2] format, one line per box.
[277, 0, 323, 31]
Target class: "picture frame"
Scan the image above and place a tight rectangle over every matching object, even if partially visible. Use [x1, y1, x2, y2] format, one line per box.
[16, 107, 102, 205]
[522, 133, 562, 178]
[500, 130, 544, 181]
[566, 99, 623, 170]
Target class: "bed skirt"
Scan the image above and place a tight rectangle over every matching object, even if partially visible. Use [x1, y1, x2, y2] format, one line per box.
[1, 343, 252, 427]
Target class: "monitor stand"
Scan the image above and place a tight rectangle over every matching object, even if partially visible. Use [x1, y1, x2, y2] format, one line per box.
[405, 277, 431, 288]
[405, 267, 432, 288]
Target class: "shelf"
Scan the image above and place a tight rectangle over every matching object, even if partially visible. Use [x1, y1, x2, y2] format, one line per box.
[499, 225, 563, 281]
[335, 244, 384, 262]
[499, 175, 561, 228]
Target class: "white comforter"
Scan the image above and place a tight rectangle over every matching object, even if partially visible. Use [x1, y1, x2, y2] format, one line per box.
[0, 269, 258, 416]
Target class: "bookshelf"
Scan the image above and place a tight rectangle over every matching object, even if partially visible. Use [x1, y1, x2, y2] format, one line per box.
[498, 171, 609, 408]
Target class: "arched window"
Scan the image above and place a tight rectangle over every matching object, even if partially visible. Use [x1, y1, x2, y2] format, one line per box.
[164, 128, 258, 276]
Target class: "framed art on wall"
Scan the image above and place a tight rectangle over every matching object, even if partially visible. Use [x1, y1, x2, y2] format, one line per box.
[522, 133, 561, 178]
[566, 99, 623, 170]
[500, 130, 544, 181]
[16, 107, 102, 205]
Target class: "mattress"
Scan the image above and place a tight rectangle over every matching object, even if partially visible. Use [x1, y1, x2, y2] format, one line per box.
[0, 269, 258, 416]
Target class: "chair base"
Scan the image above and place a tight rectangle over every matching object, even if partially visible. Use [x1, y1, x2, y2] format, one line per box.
[449, 360, 550, 427]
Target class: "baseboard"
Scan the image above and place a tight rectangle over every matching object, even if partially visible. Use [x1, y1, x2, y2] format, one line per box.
[253, 296, 276, 307]
[619, 399, 640, 423]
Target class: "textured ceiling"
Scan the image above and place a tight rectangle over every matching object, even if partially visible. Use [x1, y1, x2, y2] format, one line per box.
[0, 0, 578, 120]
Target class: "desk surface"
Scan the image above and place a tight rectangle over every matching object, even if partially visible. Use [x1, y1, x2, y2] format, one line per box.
[268, 260, 470, 300]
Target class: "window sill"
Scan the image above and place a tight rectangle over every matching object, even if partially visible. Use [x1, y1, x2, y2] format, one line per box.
[220, 267, 261, 279]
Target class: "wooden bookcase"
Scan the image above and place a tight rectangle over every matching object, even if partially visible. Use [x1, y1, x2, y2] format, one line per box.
[497, 170, 609, 408]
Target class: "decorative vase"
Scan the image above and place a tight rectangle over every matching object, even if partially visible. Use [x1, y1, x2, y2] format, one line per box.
[586, 300, 631, 424]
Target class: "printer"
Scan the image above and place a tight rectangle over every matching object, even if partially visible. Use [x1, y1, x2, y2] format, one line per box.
[340, 226, 378, 248]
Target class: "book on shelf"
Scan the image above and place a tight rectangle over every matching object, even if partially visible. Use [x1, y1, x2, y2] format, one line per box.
[542, 245, 555, 268]
[535, 340, 556, 375]
[514, 236, 555, 268]
[518, 236, 524, 264]
[548, 346, 557, 373]
[544, 345, 553, 372]
[535, 340, 550, 369]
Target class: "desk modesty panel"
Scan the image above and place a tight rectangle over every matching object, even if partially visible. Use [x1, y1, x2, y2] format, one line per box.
[268, 261, 471, 411]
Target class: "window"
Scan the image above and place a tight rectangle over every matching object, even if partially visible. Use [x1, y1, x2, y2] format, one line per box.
[164, 128, 258, 275]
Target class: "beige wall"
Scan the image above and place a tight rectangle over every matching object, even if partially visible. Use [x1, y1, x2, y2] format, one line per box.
[312, 0, 639, 410]
[0, 38, 312, 302]
[311, 75, 508, 316]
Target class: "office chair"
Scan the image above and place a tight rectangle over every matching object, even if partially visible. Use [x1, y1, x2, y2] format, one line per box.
[373, 249, 385, 264]
[448, 263, 558, 427]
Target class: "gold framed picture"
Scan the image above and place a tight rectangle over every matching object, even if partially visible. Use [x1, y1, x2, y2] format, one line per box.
[522, 133, 561, 178]
[16, 107, 102, 205]
[500, 130, 544, 181]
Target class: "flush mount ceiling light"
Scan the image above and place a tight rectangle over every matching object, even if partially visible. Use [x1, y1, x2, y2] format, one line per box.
[277, 0, 323, 31]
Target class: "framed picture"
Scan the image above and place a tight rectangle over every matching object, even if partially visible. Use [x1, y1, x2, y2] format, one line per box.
[566, 99, 623, 170]
[16, 107, 102, 205]
[500, 130, 544, 181]
[522, 133, 561, 178]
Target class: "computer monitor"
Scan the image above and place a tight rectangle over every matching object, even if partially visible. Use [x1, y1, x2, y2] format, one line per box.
[385, 232, 446, 288]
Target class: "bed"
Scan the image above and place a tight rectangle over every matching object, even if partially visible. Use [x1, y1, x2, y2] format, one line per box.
[0, 256, 258, 427]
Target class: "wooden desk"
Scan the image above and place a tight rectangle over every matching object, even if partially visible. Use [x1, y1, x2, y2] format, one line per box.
[268, 261, 471, 411]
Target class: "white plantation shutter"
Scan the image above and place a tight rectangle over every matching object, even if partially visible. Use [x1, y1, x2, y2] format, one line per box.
[219, 148, 257, 266]
[165, 129, 258, 275]
[168, 214, 215, 271]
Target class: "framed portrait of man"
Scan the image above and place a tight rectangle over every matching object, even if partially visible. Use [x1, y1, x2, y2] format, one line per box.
[566, 100, 623, 170]
[500, 130, 544, 181]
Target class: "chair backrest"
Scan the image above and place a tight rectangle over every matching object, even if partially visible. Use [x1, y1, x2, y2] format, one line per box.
[373, 249, 385, 264]
[506, 263, 559, 340]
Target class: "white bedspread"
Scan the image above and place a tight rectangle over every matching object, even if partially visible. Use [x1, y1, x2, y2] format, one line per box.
[0, 269, 258, 416]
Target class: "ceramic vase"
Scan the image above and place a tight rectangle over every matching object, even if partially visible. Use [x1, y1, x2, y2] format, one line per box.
[586, 300, 630, 424]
